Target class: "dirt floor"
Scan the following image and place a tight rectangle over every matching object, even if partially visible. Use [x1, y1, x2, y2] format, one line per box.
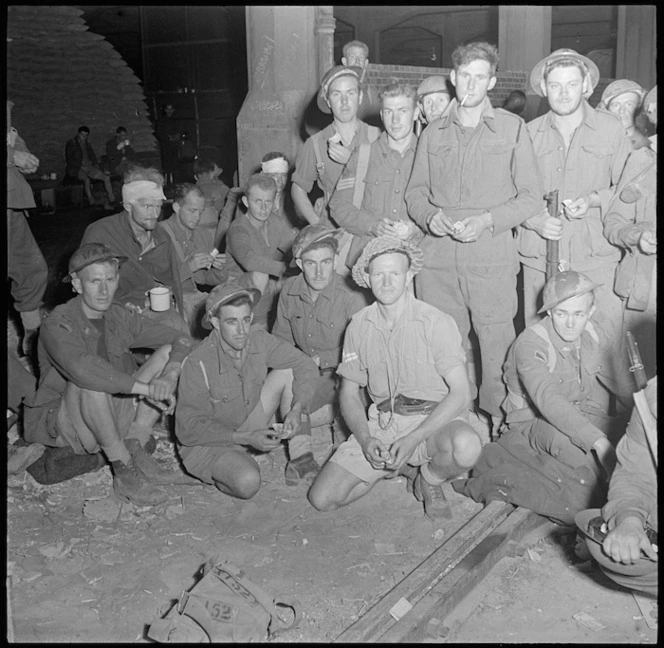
[6, 203, 658, 643]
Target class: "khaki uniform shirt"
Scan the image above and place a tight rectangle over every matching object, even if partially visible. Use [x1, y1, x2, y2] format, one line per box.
[406, 98, 541, 267]
[176, 327, 318, 448]
[337, 292, 465, 403]
[520, 102, 631, 272]
[273, 272, 366, 370]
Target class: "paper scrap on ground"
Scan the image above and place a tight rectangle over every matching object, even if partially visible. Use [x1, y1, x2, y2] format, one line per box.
[389, 597, 413, 621]
[573, 612, 605, 632]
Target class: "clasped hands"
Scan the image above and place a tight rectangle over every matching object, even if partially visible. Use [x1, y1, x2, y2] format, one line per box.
[428, 209, 493, 242]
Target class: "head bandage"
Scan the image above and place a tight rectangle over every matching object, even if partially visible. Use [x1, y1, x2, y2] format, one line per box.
[122, 180, 166, 205]
[261, 157, 289, 174]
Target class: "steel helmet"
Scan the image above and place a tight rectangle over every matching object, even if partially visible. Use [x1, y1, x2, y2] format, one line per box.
[538, 270, 601, 314]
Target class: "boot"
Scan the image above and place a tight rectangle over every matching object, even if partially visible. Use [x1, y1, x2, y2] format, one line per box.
[112, 456, 168, 506]
[285, 452, 320, 486]
[398, 463, 419, 495]
[414, 472, 453, 521]
[126, 438, 200, 486]
[8, 441, 46, 475]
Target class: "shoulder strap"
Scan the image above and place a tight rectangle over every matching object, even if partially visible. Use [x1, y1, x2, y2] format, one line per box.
[311, 133, 325, 181]
[160, 220, 186, 264]
[352, 142, 372, 209]
[584, 320, 600, 345]
[530, 322, 556, 373]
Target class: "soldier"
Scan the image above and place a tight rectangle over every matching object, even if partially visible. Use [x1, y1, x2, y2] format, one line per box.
[175, 282, 319, 497]
[309, 236, 482, 520]
[406, 42, 541, 439]
[519, 49, 631, 328]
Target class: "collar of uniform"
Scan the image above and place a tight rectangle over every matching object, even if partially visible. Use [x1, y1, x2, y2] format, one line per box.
[288, 272, 338, 302]
[120, 209, 167, 249]
[213, 328, 257, 373]
[440, 96, 497, 133]
[165, 214, 193, 240]
[378, 130, 419, 156]
[365, 290, 416, 330]
[539, 99, 597, 133]
[542, 315, 593, 357]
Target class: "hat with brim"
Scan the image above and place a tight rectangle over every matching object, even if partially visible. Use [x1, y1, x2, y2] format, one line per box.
[352, 235, 424, 289]
[417, 75, 450, 100]
[530, 49, 600, 98]
[317, 65, 362, 114]
[63, 243, 127, 283]
[202, 282, 262, 329]
[290, 224, 345, 267]
[538, 270, 601, 314]
[643, 85, 657, 124]
[597, 79, 646, 111]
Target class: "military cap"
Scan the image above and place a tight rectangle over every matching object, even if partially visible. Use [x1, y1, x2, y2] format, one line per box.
[352, 235, 424, 289]
[317, 65, 362, 114]
[64, 243, 127, 283]
[417, 76, 450, 100]
[597, 79, 646, 111]
[292, 224, 344, 262]
[530, 49, 600, 98]
[202, 281, 262, 329]
[538, 270, 601, 314]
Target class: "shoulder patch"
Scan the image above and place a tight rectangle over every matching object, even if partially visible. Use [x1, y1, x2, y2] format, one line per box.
[534, 350, 548, 364]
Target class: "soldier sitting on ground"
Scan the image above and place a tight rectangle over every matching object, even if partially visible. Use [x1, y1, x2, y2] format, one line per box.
[21, 243, 196, 503]
[272, 224, 367, 479]
[454, 271, 634, 525]
[175, 281, 320, 498]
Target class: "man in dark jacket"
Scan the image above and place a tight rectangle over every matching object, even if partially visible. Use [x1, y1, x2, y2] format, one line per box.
[65, 125, 115, 208]
[23, 243, 195, 505]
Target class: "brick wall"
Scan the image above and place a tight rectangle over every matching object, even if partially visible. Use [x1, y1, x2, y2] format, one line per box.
[367, 63, 528, 107]
[367, 63, 614, 108]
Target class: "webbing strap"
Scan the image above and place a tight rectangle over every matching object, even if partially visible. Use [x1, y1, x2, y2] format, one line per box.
[530, 322, 556, 373]
[352, 142, 372, 209]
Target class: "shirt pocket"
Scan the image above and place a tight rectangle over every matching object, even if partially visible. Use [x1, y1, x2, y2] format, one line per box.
[362, 170, 392, 217]
[579, 143, 612, 191]
[427, 142, 457, 189]
[477, 139, 513, 190]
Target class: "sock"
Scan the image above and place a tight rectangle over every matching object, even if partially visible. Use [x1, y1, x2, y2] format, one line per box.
[420, 461, 446, 486]
[287, 416, 312, 461]
[126, 422, 153, 446]
[101, 440, 131, 464]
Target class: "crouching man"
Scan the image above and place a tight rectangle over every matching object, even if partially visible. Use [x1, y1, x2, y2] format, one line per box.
[175, 282, 320, 498]
[22, 243, 195, 506]
[308, 236, 482, 520]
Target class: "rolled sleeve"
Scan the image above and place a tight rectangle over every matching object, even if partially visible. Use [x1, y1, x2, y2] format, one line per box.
[336, 319, 368, 386]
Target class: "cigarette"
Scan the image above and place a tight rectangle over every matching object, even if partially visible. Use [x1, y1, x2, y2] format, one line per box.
[460, 93, 469, 107]
[210, 248, 219, 258]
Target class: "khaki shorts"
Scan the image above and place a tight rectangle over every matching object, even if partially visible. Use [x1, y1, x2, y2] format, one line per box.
[180, 401, 269, 484]
[56, 392, 137, 455]
[328, 405, 435, 485]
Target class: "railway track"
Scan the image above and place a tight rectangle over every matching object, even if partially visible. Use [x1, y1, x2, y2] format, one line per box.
[336, 501, 556, 643]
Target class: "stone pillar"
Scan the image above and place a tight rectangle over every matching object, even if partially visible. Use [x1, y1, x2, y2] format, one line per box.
[315, 6, 336, 83]
[237, 6, 319, 185]
[616, 5, 656, 90]
[498, 6, 552, 74]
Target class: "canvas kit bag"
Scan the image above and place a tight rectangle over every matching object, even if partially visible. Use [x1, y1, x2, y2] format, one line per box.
[147, 558, 301, 642]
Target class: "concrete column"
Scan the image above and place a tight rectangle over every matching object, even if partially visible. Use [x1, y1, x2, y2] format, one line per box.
[315, 6, 336, 83]
[237, 6, 319, 185]
[498, 6, 552, 73]
[616, 5, 656, 90]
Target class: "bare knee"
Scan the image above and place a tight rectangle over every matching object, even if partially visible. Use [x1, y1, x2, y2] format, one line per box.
[214, 465, 261, 500]
[307, 484, 340, 512]
[452, 426, 483, 468]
